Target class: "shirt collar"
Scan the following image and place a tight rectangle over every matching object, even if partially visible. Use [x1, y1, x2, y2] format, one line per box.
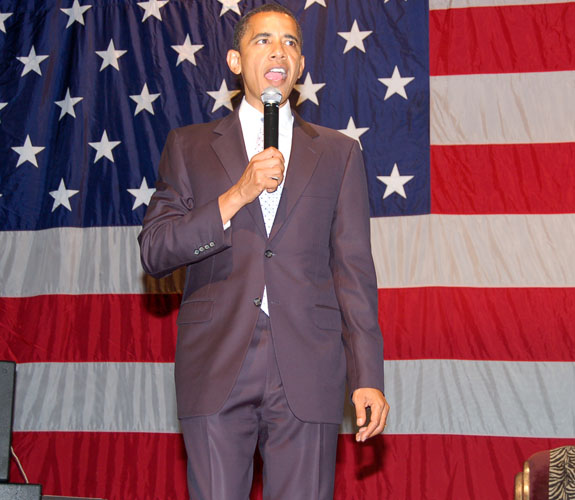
[238, 97, 294, 134]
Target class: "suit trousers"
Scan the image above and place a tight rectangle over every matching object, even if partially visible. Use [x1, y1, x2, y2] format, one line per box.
[179, 310, 340, 500]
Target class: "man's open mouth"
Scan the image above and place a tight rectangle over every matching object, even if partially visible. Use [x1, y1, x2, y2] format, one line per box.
[265, 67, 287, 82]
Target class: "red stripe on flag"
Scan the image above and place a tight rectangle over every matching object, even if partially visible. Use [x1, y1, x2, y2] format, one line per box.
[11, 432, 575, 499]
[333, 434, 575, 500]
[379, 287, 575, 361]
[4, 287, 575, 363]
[431, 143, 575, 214]
[0, 295, 179, 363]
[10, 432, 188, 499]
[430, 3, 575, 76]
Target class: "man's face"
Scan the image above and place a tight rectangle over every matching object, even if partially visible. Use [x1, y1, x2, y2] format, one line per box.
[227, 12, 305, 112]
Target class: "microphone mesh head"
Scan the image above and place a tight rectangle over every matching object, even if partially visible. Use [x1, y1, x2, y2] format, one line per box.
[261, 87, 282, 105]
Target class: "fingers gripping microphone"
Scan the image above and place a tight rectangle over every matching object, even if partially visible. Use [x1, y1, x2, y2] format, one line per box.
[261, 87, 282, 149]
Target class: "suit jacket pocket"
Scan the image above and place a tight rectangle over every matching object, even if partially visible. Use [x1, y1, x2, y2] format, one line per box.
[312, 304, 343, 331]
[177, 299, 214, 324]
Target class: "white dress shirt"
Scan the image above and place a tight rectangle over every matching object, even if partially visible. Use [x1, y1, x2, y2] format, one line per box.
[237, 97, 294, 315]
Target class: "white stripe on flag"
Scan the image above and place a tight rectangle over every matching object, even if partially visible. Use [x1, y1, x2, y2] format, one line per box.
[371, 214, 575, 288]
[429, 0, 573, 10]
[431, 71, 575, 145]
[0, 226, 182, 297]
[13, 361, 575, 438]
[2, 213, 575, 296]
[14, 362, 179, 433]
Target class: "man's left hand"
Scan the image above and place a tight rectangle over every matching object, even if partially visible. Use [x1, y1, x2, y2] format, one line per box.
[352, 388, 390, 442]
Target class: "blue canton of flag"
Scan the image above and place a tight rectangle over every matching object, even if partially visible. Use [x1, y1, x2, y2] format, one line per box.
[0, 0, 429, 231]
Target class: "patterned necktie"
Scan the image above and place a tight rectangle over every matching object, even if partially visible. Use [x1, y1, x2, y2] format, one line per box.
[254, 122, 284, 315]
[256, 125, 284, 236]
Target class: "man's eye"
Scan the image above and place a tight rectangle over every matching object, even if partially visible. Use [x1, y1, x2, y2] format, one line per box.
[256, 39, 268, 44]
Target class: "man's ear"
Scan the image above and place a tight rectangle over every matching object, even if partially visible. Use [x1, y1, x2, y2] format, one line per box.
[227, 49, 241, 75]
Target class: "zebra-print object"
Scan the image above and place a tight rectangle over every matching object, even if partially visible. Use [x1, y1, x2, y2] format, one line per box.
[549, 446, 575, 500]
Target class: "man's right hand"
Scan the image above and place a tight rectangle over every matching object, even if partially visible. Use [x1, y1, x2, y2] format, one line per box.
[218, 147, 285, 225]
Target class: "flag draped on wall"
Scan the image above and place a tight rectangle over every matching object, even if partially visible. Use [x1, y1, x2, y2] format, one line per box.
[1, 0, 574, 498]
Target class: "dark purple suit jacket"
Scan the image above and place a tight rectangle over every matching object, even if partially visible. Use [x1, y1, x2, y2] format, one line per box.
[138, 108, 384, 424]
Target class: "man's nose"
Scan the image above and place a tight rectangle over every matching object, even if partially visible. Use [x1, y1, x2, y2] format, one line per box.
[269, 41, 286, 59]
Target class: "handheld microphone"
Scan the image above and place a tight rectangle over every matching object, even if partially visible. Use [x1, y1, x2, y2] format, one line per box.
[260, 87, 282, 149]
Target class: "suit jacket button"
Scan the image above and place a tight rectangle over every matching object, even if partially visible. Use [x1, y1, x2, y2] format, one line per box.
[194, 249, 199, 255]
[209, 242, 215, 247]
[264, 249, 274, 258]
[253, 297, 262, 307]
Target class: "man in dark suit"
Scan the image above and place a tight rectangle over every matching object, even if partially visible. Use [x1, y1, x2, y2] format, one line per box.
[139, 4, 389, 499]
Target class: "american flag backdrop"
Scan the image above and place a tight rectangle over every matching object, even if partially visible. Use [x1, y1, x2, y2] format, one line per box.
[1, 0, 575, 498]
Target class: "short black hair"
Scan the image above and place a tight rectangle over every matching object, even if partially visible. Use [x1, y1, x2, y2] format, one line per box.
[232, 3, 303, 52]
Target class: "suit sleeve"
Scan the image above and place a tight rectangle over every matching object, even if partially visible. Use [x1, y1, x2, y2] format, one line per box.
[329, 140, 385, 395]
[138, 128, 232, 279]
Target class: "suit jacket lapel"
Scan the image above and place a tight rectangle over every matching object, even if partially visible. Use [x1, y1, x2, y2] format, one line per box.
[211, 109, 267, 238]
[268, 113, 320, 242]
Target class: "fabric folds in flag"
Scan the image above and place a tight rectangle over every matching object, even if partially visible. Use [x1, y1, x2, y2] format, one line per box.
[1, 0, 574, 498]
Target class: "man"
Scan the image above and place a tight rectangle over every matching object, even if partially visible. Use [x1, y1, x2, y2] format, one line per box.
[139, 4, 389, 499]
